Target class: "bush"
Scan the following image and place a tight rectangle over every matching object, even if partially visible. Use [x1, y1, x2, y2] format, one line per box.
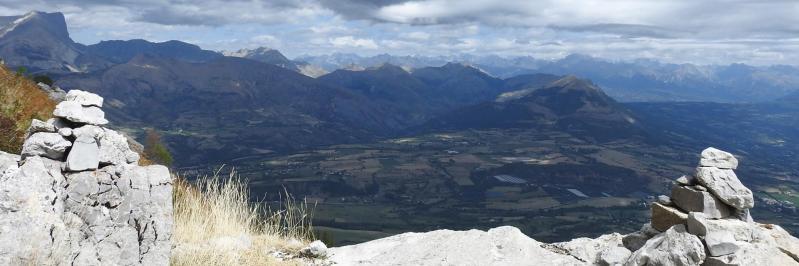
[171, 168, 316, 265]
[144, 129, 174, 167]
[32, 75, 54, 86]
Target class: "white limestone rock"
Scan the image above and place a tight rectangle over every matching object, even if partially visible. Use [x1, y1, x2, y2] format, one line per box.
[675, 175, 696, 186]
[99, 128, 140, 165]
[624, 225, 706, 266]
[301, 240, 329, 258]
[328, 226, 584, 266]
[546, 233, 625, 264]
[58, 164, 173, 265]
[671, 185, 732, 218]
[0, 156, 68, 265]
[64, 89, 103, 107]
[53, 101, 108, 125]
[686, 213, 768, 243]
[65, 136, 99, 172]
[36, 82, 66, 101]
[0, 151, 19, 172]
[73, 125, 139, 165]
[20, 132, 71, 160]
[704, 231, 740, 257]
[25, 118, 56, 138]
[656, 195, 672, 206]
[702, 242, 799, 266]
[599, 246, 632, 266]
[700, 147, 738, 169]
[46, 117, 72, 129]
[695, 166, 754, 210]
[58, 127, 72, 137]
[761, 224, 799, 261]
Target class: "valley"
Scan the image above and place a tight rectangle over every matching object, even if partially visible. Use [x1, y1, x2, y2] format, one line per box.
[181, 121, 799, 246]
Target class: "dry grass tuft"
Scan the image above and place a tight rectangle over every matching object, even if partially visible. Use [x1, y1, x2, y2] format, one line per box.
[0, 64, 55, 153]
[171, 168, 316, 266]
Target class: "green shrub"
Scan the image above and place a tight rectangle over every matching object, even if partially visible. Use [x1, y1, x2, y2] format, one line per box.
[144, 129, 174, 167]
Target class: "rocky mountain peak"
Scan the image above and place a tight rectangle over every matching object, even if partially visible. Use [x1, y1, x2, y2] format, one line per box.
[0, 11, 111, 73]
[547, 75, 598, 90]
[371, 63, 408, 74]
[0, 11, 70, 41]
[222, 46, 300, 71]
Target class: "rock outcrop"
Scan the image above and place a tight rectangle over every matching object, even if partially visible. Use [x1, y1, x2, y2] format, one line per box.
[0, 90, 172, 265]
[329, 147, 799, 266]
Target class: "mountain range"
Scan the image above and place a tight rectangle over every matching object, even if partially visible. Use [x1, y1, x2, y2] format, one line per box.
[2, 10, 799, 169]
[299, 53, 799, 103]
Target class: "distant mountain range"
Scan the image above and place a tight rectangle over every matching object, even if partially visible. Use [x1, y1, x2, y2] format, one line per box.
[299, 53, 799, 103]
[4, 10, 799, 168]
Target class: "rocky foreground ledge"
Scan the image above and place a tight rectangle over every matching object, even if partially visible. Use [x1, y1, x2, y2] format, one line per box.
[328, 148, 799, 266]
[0, 90, 172, 265]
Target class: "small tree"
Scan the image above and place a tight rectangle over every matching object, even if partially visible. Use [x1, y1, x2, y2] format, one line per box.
[15, 66, 26, 76]
[144, 129, 174, 167]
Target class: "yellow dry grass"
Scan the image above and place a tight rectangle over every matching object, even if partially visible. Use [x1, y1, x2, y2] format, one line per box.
[171, 168, 316, 266]
[0, 64, 55, 153]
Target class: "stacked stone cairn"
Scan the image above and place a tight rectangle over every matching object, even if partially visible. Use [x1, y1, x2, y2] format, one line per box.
[0, 90, 172, 265]
[621, 147, 799, 265]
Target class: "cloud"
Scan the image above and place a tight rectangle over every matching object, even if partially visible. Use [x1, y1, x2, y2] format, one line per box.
[330, 36, 379, 49]
[1, 0, 798, 65]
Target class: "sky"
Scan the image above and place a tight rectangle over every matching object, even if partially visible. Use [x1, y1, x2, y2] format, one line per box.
[1, 0, 798, 65]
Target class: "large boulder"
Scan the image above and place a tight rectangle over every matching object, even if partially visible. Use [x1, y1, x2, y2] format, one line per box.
[625, 225, 706, 266]
[328, 226, 584, 266]
[0, 156, 68, 266]
[699, 147, 738, 169]
[695, 167, 754, 210]
[53, 101, 108, 125]
[60, 164, 173, 265]
[670, 185, 732, 219]
[686, 213, 769, 243]
[20, 132, 71, 160]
